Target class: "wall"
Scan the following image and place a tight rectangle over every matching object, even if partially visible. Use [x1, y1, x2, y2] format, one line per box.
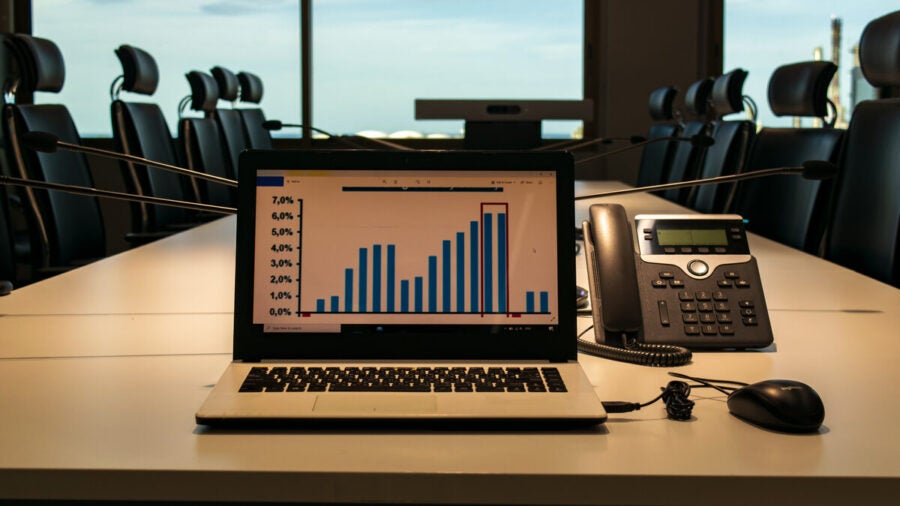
[580, 0, 722, 182]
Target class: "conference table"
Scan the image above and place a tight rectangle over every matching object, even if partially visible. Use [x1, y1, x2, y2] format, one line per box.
[1, 181, 898, 505]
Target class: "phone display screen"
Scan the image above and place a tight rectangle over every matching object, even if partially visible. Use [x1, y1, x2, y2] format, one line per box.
[656, 228, 728, 246]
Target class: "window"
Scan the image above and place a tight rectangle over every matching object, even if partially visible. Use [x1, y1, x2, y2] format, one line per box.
[311, 0, 584, 139]
[32, 0, 301, 137]
[724, 0, 889, 128]
[31, 1, 584, 139]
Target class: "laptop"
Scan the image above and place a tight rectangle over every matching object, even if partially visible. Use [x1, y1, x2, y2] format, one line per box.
[195, 149, 606, 427]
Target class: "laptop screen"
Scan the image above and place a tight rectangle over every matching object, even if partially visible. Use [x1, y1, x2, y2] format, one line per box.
[233, 151, 575, 361]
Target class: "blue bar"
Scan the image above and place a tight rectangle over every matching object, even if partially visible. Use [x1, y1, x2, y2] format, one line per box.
[373, 245, 382, 313]
[428, 256, 437, 313]
[330, 296, 339, 312]
[456, 232, 465, 312]
[526, 292, 535, 313]
[359, 248, 367, 312]
[401, 280, 410, 312]
[344, 268, 353, 312]
[387, 245, 396, 312]
[316, 299, 325, 312]
[256, 176, 284, 187]
[470, 221, 478, 313]
[498, 213, 507, 313]
[414, 277, 423, 313]
[484, 213, 493, 313]
[540, 291, 549, 313]
[442, 240, 451, 312]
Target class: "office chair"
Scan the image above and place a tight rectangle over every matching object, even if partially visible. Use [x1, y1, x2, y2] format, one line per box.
[236, 71, 273, 149]
[822, 10, 900, 287]
[689, 68, 757, 213]
[111, 44, 196, 238]
[659, 77, 714, 204]
[0, 186, 15, 293]
[210, 66, 248, 181]
[2, 34, 106, 277]
[731, 61, 843, 253]
[635, 86, 682, 188]
[177, 70, 236, 207]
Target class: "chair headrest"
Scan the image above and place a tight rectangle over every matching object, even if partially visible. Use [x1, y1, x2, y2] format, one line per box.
[114, 45, 159, 96]
[648, 86, 678, 121]
[211, 66, 239, 102]
[684, 77, 714, 117]
[859, 10, 900, 88]
[4, 34, 65, 93]
[185, 71, 219, 112]
[767, 61, 837, 118]
[238, 71, 264, 103]
[710, 68, 748, 116]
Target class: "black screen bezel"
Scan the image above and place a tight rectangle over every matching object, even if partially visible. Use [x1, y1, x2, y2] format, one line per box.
[233, 149, 576, 362]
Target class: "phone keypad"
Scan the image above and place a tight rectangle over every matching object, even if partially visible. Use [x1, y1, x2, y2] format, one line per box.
[652, 270, 761, 338]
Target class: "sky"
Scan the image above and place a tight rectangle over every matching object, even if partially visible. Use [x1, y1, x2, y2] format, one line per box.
[723, 0, 894, 127]
[29, 0, 899, 137]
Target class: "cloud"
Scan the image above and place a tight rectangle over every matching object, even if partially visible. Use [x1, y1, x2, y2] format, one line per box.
[200, 0, 294, 16]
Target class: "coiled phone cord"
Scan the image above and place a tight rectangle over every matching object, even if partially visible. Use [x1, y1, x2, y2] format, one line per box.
[577, 328, 692, 367]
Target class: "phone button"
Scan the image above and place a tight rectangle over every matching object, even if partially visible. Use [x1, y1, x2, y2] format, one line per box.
[657, 300, 671, 326]
[688, 259, 709, 276]
[684, 325, 701, 335]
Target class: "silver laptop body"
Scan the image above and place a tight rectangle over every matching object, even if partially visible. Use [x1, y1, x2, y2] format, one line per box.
[196, 150, 605, 427]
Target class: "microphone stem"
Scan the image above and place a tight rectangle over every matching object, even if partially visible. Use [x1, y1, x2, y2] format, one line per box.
[575, 167, 803, 201]
[576, 137, 662, 163]
[57, 141, 238, 188]
[1, 175, 236, 214]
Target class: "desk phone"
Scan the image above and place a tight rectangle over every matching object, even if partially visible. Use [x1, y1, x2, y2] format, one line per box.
[582, 204, 773, 353]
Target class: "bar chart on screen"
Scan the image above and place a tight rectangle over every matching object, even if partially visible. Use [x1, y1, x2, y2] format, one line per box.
[252, 170, 559, 326]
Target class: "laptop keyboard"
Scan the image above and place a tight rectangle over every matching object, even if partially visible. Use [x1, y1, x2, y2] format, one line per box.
[239, 366, 568, 393]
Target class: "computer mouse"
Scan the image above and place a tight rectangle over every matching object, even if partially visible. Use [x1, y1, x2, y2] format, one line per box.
[576, 285, 589, 309]
[726, 379, 825, 433]
[0, 280, 12, 297]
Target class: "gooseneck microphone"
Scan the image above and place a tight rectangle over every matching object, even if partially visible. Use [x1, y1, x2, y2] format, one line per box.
[263, 120, 415, 151]
[534, 135, 648, 152]
[574, 160, 838, 201]
[21, 132, 237, 187]
[0, 174, 236, 215]
[575, 134, 715, 164]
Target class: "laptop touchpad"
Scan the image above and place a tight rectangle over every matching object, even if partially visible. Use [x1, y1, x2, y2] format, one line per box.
[313, 394, 438, 413]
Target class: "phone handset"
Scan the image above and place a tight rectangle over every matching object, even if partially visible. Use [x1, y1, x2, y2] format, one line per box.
[579, 203, 692, 366]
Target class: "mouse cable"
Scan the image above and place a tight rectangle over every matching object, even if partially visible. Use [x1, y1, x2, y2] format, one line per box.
[601, 380, 696, 420]
[600, 373, 749, 421]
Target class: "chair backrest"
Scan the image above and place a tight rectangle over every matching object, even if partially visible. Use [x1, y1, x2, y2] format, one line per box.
[689, 68, 756, 213]
[636, 86, 682, 187]
[2, 34, 106, 271]
[660, 77, 713, 204]
[178, 70, 235, 207]
[236, 71, 272, 149]
[731, 61, 844, 253]
[0, 186, 15, 285]
[823, 10, 900, 287]
[210, 66, 248, 181]
[111, 44, 192, 232]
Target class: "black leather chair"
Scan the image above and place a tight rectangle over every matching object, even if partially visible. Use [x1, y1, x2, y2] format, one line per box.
[689, 68, 757, 213]
[236, 71, 273, 149]
[178, 71, 236, 207]
[2, 34, 106, 277]
[659, 77, 714, 204]
[731, 61, 843, 253]
[0, 187, 15, 293]
[111, 44, 195, 236]
[210, 66, 248, 181]
[636, 86, 682, 187]
[822, 10, 900, 287]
